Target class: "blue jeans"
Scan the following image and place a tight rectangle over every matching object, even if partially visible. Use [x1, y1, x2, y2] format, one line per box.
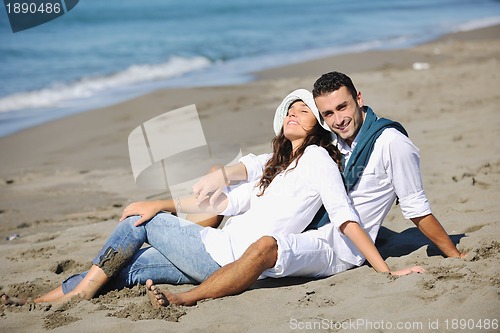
[61, 213, 221, 294]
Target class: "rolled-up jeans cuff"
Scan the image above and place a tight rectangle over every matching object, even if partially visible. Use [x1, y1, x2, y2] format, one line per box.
[92, 246, 129, 278]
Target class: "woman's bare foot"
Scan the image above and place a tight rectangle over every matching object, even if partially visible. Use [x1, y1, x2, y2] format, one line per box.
[2, 288, 75, 306]
[2, 289, 84, 306]
[42, 264, 108, 305]
[1, 293, 31, 306]
[46, 290, 85, 305]
[146, 279, 197, 307]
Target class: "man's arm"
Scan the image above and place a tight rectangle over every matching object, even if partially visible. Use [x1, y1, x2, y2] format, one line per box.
[411, 214, 464, 258]
[385, 132, 464, 258]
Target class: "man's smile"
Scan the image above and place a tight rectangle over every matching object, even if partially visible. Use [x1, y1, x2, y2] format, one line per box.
[335, 119, 351, 131]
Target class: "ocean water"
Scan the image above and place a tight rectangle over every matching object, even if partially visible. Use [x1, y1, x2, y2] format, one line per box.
[1, 0, 499, 137]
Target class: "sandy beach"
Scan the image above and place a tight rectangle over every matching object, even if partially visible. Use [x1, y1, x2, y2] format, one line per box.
[0, 25, 499, 332]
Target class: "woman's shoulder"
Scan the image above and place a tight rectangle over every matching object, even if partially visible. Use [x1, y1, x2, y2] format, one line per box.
[303, 145, 335, 163]
[304, 144, 330, 156]
[298, 145, 340, 179]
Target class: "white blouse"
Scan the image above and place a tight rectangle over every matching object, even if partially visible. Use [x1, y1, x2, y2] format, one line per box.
[200, 145, 359, 267]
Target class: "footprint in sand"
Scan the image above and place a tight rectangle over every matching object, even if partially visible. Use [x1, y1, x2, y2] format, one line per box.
[50, 259, 87, 275]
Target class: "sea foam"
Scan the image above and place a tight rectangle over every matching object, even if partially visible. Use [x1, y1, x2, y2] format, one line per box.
[0, 56, 211, 113]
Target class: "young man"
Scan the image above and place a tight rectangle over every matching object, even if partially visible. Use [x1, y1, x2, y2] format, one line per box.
[148, 71, 463, 307]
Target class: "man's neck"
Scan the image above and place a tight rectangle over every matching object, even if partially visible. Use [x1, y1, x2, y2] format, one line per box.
[345, 136, 355, 147]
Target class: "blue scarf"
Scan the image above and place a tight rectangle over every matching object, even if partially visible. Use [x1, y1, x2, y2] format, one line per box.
[305, 106, 407, 230]
[343, 106, 408, 192]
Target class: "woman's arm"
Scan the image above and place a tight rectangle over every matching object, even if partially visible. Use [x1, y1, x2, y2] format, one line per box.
[192, 153, 270, 205]
[192, 163, 248, 205]
[340, 221, 389, 273]
[119, 193, 228, 227]
[340, 221, 425, 276]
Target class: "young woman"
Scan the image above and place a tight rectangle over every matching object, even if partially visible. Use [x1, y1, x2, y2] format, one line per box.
[2, 89, 422, 306]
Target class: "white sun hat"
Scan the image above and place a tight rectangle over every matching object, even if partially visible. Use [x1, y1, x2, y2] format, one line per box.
[273, 88, 331, 135]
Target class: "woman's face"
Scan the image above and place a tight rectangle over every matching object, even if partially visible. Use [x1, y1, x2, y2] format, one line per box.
[283, 100, 317, 144]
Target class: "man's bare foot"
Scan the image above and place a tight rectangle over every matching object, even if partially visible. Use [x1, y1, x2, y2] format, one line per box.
[145, 279, 197, 307]
[146, 279, 170, 308]
[145, 279, 164, 308]
[1, 293, 31, 306]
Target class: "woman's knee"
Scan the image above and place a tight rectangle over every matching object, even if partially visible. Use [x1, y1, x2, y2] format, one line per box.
[120, 215, 141, 228]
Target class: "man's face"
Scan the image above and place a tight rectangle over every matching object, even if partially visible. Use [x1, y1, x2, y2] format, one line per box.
[315, 86, 365, 146]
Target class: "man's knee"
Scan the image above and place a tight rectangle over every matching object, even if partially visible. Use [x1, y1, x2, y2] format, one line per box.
[245, 236, 278, 268]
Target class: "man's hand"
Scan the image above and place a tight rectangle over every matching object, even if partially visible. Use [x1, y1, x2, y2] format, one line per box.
[389, 266, 426, 276]
[192, 166, 228, 205]
[119, 201, 163, 226]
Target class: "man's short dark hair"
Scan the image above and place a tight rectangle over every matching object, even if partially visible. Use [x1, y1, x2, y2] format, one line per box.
[312, 71, 358, 101]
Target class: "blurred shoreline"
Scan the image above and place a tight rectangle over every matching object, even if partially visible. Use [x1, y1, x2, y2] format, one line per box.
[1, 23, 499, 138]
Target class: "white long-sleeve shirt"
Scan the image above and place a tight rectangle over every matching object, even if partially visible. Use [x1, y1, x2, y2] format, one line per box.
[200, 145, 360, 267]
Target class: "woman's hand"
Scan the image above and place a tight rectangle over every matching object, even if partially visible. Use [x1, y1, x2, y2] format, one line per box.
[389, 266, 426, 276]
[119, 201, 164, 226]
[192, 166, 228, 205]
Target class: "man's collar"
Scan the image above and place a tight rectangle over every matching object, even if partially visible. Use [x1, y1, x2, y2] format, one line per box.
[337, 136, 355, 154]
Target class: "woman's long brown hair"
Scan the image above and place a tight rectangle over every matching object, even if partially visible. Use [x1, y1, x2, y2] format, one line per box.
[256, 118, 342, 196]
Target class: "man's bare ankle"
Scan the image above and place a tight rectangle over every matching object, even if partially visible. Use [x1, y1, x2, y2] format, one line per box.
[172, 291, 200, 306]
